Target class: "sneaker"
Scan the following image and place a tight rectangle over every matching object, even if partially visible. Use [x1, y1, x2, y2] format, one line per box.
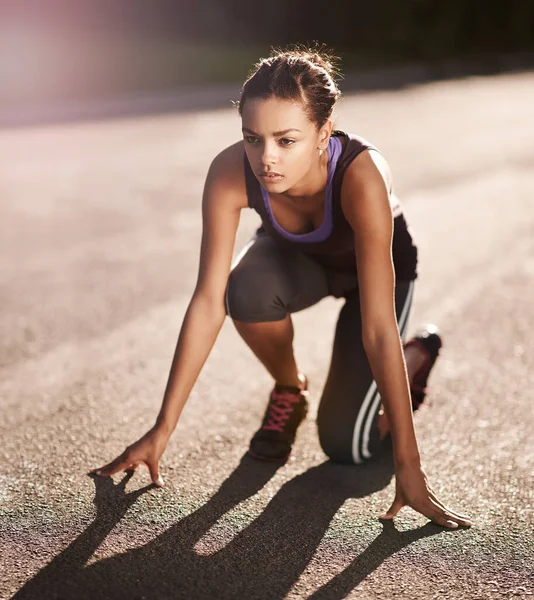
[404, 324, 443, 410]
[247, 375, 309, 462]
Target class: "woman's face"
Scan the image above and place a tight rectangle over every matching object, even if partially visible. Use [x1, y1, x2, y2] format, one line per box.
[241, 96, 330, 193]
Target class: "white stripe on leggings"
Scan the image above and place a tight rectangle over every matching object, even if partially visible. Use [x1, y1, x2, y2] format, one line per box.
[360, 282, 414, 460]
[225, 236, 257, 317]
[351, 281, 415, 464]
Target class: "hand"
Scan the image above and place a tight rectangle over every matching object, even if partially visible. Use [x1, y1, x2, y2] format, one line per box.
[89, 426, 169, 487]
[380, 461, 472, 528]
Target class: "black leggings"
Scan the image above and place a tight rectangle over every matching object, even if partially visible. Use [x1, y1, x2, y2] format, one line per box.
[225, 233, 415, 464]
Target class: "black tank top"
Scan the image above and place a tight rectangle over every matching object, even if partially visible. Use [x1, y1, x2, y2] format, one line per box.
[243, 129, 418, 282]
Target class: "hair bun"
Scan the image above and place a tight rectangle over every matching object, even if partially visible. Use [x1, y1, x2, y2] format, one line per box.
[302, 51, 338, 80]
[271, 42, 342, 82]
[238, 42, 343, 128]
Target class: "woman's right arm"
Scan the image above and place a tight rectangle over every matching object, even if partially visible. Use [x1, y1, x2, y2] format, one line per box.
[154, 145, 246, 438]
[90, 144, 247, 485]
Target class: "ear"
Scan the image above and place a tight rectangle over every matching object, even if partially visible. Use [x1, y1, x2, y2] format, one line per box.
[319, 119, 334, 148]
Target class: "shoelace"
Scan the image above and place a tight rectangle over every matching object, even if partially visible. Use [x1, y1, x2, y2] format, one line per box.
[262, 390, 302, 432]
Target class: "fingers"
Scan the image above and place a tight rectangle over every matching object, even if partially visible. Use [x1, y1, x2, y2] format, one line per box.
[124, 462, 141, 472]
[90, 458, 130, 477]
[379, 495, 404, 520]
[423, 500, 468, 529]
[90, 453, 164, 488]
[429, 495, 472, 523]
[124, 461, 164, 488]
[147, 461, 164, 488]
[427, 509, 460, 529]
[428, 497, 472, 527]
[89, 449, 133, 477]
[425, 485, 471, 522]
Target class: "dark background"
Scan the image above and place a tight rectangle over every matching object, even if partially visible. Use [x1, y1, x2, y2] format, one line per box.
[1, 0, 534, 107]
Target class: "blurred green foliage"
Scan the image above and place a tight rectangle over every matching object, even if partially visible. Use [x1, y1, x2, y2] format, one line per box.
[77, 0, 534, 96]
[2, 0, 533, 106]
[280, 0, 534, 61]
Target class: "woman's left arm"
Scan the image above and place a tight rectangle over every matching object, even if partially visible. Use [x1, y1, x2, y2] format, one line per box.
[341, 150, 471, 528]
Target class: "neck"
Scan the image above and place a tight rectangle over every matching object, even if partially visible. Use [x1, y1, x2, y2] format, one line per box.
[279, 151, 329, 203]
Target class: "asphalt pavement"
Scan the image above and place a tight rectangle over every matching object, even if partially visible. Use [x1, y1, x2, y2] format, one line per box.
[1, 70, 533, 599]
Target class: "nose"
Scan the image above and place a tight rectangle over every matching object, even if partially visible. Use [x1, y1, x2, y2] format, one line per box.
[260, 140, 279, 166]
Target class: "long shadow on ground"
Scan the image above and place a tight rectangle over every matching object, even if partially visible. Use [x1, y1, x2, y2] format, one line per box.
[14, 447, 449, 599]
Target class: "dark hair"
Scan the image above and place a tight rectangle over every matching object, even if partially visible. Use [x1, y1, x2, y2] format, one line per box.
[236, 44, 343, 129]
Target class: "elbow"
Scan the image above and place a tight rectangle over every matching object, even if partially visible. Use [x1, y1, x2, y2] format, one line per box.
[190, 290, 227, 322]
[362, 323, 400, 355]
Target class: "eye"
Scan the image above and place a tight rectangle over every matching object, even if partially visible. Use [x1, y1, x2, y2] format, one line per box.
[279, 138, 295, 147]
[244, 135, 259, 145]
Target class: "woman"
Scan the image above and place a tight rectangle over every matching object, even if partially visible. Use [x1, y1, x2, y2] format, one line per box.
[91, 47, 471, 529]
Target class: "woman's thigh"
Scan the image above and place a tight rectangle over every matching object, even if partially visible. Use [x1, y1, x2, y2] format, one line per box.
[317, 280, 415, 464]
[225, 233, 330, 323]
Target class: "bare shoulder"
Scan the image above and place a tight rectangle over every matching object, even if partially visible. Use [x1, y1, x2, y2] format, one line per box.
[340, 148, 393, 231]
[205, 140, 248, 210]
[341, 148, 392, 198]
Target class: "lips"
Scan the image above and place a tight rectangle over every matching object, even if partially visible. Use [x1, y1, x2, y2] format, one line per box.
[259, 171, 282, 177]
[259, 171, 283, 184]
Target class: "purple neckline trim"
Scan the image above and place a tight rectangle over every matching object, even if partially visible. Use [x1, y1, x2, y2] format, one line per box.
[260, 136, 342, 243]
